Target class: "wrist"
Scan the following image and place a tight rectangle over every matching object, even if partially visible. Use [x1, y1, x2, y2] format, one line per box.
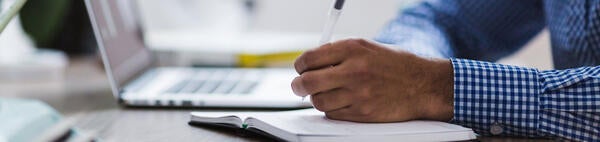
[422, 58, 454, 121]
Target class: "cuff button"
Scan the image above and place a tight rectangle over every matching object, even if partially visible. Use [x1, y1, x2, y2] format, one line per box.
[490, 122, 504, 135]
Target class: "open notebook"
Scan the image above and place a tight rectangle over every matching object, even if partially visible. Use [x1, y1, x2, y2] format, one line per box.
[189, 109, 476, 142]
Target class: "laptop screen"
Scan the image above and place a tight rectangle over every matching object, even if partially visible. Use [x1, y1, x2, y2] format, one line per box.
[85, 0, 152, 96]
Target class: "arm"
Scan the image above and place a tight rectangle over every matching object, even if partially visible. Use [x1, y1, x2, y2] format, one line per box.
[291, 39, 599, 141]
[451, 59, 600, 141]
[375, 0, 545, 61]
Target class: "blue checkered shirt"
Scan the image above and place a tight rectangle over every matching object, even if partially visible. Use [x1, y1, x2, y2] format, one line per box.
[375, 0, 600, 141]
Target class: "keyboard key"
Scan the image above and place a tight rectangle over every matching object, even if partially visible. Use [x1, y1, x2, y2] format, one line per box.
[195, 80, 221, 94]
[164, 79, 190, 94]
[179, 80, 205, 94]
[230, 81, 258, 95]
[242, 82, 258, 94]
[164, 69, 263, 95]
[212, 81, 238, 94]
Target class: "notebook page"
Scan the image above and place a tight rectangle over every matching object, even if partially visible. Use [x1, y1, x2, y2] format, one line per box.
[190, 111, 272, 128]
[248, 109, 472, 136]
[191, 111, 257, 120]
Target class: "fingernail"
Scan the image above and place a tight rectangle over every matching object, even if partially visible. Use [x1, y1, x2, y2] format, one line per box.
[291, 76, 308, 97]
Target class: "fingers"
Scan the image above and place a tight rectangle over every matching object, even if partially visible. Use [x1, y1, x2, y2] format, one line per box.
[310, 88, 353, 112]
[294, 39, 367, 74]
[291, 65, 347, 97]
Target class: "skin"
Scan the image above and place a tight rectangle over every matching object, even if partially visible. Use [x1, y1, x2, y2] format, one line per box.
[291, 38, 454, 122]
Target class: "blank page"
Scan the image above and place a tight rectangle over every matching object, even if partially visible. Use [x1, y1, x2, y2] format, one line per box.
[247, 109, 473, 136]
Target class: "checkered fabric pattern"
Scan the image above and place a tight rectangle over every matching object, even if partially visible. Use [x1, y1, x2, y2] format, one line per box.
[375, 0, 600, 141]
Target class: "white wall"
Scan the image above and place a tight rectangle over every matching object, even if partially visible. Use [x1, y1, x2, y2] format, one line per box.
[139, 0, 402, 38]
[138, 0, 553, 69]
[250, 0, 401, 38]
[251, 0, 554, 70]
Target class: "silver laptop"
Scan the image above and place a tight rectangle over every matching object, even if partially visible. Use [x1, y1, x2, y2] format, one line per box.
[85, 0, 311, 108]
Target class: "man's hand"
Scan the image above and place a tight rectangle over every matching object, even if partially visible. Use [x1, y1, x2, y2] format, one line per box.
[291, 38, 454, 122]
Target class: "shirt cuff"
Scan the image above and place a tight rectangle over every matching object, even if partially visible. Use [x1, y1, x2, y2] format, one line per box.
[449, 58, 543, 137]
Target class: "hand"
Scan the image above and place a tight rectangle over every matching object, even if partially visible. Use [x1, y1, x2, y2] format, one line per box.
[291, 38, 454, 122]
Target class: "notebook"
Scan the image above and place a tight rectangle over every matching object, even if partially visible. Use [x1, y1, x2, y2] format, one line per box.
[189, 109, 477, 142]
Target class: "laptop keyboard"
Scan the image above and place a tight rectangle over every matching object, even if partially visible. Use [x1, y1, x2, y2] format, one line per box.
[164, 69, 262, 95]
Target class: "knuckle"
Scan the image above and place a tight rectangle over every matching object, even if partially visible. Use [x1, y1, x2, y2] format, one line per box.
[294, 55, 308, 73]
[335, 38, 367, 56]
[330, 44, 346, 54]
[293, 60, 303, 74]
[356, 87, 374, 100]
[354, 85, 376, 101]
[339, 38, 360, 47]
[339, 38, 356, 44]
[295, 49, 320, 70]
[348, 47, 363, 53]
[306, 48, 318, 56]
[350, 38, 367, 46]
[348, 64, 373, 81]
[353, 38, 369, 46]
[347, 42, 362, 51]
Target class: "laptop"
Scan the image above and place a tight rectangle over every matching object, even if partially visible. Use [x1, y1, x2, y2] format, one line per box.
[84, 0, 311, 108]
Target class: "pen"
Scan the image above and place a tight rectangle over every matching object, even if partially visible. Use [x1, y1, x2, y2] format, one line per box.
[319, 0, 345, 45]
[304, 0, 346, 101]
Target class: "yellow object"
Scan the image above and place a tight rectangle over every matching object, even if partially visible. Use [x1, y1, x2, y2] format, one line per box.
[237, 51, 304, 68]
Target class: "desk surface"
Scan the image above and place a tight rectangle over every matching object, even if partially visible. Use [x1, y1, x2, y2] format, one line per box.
[1, 56, 547, 142]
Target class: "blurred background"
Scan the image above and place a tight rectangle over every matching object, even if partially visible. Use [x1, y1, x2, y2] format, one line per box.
[0, 0, 554, 107]
[0, 0, 553, 141]
[0, 0, 554, 106]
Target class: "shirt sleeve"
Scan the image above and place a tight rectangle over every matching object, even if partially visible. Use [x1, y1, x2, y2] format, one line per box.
[450, 58, 600, 141]
[374, 0, 545, 61]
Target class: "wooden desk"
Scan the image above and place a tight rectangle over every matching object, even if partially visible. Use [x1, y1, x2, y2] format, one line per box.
[2, 56, 273, 141]
[1, 56, 548, 142]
